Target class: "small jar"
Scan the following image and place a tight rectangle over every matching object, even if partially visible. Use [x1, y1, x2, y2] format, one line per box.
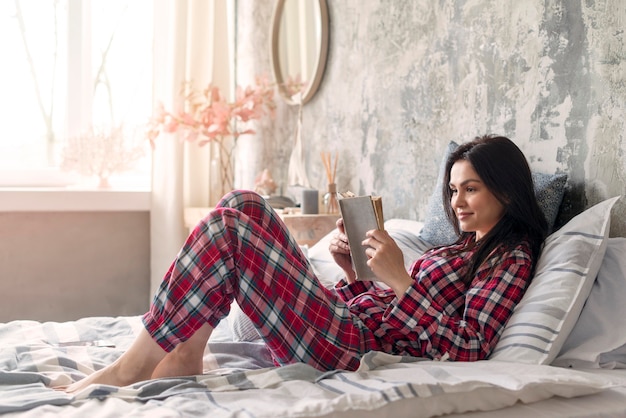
[323, 183, 339, 214]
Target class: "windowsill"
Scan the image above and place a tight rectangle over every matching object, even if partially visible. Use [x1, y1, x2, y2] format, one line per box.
[0, 187, 151, 212]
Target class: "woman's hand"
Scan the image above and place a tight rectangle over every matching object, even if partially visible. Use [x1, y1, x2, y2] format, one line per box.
[363, 229, 414, 298]
[329, 218, 357, 283]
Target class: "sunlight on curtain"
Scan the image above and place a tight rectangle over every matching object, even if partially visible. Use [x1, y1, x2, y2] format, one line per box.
[0, 0, 153, 188]
[150, 0, 233, 296]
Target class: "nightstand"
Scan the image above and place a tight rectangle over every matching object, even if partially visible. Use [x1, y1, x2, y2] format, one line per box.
[184, 207, 339, 247]
[280, 212, 339, 246]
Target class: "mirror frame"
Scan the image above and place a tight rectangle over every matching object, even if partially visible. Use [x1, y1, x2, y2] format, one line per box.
[270, 0, 329, 105]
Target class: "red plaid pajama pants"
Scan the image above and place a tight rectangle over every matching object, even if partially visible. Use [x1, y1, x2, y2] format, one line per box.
[143, 190, 377, 371]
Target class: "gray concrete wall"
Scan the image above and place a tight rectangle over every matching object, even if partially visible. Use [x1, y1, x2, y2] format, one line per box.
[237, 0, 626, 236]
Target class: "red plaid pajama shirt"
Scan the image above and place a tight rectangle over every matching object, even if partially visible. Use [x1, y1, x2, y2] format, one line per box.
[143, 190, 533, 371]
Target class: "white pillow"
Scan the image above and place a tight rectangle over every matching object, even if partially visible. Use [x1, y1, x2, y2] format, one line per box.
[489, 196, 620, 365]
[552, 237, 626, 369]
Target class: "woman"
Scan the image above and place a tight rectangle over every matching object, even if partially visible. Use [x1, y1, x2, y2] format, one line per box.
[66, 134, 547, 392]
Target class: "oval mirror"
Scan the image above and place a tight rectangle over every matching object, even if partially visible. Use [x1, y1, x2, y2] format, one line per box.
[270, 0, 329, 105]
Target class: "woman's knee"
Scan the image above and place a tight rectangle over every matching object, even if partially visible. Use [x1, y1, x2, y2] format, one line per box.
[218, 190, 264, 209]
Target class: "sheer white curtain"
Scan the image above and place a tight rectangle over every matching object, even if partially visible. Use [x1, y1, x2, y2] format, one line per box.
[150, 0, 234, 296]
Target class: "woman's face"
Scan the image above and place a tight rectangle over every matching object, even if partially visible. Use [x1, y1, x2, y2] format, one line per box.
[449, 159, 505, 241]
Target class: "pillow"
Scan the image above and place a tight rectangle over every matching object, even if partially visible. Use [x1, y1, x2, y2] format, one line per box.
[418, 141, 459, 246]
[418, 141, 568, 246]
[489, 196, 619, 365]
[552, 237, 626, 369]
[532, 171, 568, 233]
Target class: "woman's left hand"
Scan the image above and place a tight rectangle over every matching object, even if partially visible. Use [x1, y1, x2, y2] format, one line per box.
[363, 230, 414, 298]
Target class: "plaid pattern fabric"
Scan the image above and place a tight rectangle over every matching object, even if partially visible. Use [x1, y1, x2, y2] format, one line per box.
[144, 190, 376, 371]
[335, 236, 533, 361]
[145, 190, 533, 371]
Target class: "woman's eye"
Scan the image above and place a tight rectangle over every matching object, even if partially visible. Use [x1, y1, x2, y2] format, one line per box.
[450, 188, 458, 194]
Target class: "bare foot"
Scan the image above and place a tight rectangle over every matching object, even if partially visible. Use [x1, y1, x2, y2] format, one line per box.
[63, 328, 168, 393]
[64, 358, 153, 393]
[64, 325, 213, 391]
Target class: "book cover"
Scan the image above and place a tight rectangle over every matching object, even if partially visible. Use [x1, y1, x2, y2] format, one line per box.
[338, 194, 384, 281]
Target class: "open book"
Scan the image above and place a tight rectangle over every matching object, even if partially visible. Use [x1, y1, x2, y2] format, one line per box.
[338, 192, 384, 281]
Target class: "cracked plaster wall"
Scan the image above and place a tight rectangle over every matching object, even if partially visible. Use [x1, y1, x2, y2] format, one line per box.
[237, 0, 626, 236]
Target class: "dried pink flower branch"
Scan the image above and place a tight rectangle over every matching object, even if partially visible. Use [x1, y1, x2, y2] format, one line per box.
[145, 75, 276, 196]
[146, 75, 276, 148]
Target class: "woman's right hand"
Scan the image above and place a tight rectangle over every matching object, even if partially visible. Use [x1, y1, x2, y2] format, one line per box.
[329, 218, 357, 283]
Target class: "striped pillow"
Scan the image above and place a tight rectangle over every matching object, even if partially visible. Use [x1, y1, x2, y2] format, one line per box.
[489, 196, 619, 364]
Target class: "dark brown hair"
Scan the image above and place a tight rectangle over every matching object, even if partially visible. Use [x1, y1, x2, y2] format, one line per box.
[441, 135, 548, 282]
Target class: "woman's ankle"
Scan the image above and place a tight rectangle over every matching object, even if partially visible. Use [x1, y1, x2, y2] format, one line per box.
[151, 349, 204, 379]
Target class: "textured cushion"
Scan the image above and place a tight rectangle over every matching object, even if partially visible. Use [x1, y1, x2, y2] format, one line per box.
[489, 196, 619, 365]
[419, 141, 568, 246]
[552, 237, 626, 369]
[418, 141, 460, 247]
[532, 171, 568, 233]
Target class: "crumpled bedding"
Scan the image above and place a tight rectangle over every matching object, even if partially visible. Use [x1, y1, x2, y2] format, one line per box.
[0, 315, 623, 418]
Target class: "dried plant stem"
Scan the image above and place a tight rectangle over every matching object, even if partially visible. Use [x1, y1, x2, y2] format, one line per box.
[321, 151, 339, 213]
[215, 138, 235, 198]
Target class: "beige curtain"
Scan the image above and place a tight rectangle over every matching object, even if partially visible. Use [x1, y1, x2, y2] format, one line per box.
[150, 0, 234, 296]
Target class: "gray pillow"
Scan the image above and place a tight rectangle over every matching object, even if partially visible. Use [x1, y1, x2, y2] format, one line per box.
[419, 141, 568, 247]
[418, 141, 459, 247]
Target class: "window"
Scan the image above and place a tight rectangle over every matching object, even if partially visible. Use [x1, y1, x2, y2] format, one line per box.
[0, 0, 153, 188]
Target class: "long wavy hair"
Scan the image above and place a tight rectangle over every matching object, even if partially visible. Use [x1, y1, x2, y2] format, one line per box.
[441, 135, 548, 283]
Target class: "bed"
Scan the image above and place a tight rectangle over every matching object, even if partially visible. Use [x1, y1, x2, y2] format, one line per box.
[2, 186, 626, 417]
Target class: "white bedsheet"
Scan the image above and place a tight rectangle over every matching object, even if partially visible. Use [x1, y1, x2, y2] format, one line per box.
[446, 369, 626, 418]
[1, 315, 626, 418]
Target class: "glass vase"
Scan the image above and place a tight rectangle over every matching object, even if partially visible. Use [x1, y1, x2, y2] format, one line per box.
[209, 140, 235, 205]
[323, 183, 339, 214]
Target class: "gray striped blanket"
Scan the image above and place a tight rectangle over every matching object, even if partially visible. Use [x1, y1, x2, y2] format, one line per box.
[0, 315, 619, 418]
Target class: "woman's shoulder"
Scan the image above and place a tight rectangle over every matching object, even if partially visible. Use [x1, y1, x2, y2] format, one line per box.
[494, 238, 534, 263]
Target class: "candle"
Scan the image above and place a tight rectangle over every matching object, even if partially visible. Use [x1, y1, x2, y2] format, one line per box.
[301, 189, 319, 214]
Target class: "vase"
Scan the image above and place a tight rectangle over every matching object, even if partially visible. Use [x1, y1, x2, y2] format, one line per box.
[209, 139, 235, 205]
[323, 183, 339, 214]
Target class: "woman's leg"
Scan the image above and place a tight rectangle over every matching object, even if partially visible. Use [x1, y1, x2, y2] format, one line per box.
[214, 191, 375, 371]
[68, 190, 371, 391]
[143, 190, 372, 371]
[150, 322, 213, 379]
[65, 327, 167, 392]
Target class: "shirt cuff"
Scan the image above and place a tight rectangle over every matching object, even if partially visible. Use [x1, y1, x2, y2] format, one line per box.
[335, 278, 376, 301]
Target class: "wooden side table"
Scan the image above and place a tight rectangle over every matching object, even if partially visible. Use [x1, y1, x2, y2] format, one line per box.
[281, 212, 339, 246]
[184, 207, 339, 247]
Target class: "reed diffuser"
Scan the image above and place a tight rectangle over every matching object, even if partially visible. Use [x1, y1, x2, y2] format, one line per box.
[321, 151, 339, 214]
